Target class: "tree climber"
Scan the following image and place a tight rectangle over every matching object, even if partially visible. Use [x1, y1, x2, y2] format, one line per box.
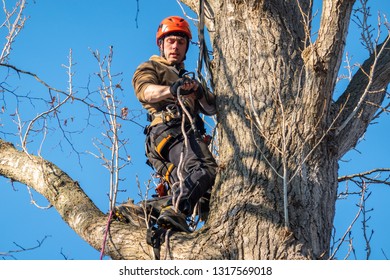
[127, 16, 217, 233]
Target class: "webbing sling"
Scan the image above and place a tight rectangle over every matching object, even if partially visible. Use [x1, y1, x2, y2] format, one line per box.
[146, 226, 166, 260]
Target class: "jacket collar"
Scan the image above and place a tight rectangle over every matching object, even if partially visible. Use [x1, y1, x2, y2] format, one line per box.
[150, 55, 185, 70]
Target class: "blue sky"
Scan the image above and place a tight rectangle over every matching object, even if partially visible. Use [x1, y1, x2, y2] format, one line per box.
[0, 0, 389, 260]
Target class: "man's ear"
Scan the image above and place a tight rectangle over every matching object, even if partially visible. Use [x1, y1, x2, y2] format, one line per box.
[158, 40, 164, 51]
[158, 41, 165, 57]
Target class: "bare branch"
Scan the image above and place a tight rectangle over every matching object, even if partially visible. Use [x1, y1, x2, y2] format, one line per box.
[352, 0, 375, 54]
[338, 168, 390, 186]
[88, 47, 130, 212]
[0, 0, 28, 63]
[21, 50, 75, 154]
[0, 63, 144, 129]
[330, 181, 370, 259]
[0, 236, 49, 259]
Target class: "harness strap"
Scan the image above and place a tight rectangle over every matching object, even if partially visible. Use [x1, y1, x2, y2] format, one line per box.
[155, 134, 174, 158]
[164, 163, 175, 184]
[149, 109, 181, 127]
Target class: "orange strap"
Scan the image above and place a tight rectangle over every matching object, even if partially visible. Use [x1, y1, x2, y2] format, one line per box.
[164, 163, 175, 184]
[155, 134, 173, 158]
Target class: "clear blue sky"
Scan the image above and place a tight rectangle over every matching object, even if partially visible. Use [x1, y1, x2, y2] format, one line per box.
[0, 0, 389, 260]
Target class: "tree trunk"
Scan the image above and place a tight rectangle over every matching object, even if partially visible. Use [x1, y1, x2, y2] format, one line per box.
[202, 0, 339, 259]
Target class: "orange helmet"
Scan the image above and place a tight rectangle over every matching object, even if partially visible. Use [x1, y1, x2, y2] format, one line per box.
[156, 16, 192, 46]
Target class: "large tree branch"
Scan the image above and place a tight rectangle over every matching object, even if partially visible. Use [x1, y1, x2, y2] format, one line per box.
[303, 0, 355, 77]
[300, 0, 355, 136]
[334, 37, 390, 158]
[0, 139, 209, 259]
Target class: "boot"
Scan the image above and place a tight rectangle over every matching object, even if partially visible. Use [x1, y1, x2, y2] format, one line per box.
[114, 199, 157, 228]
[157, 206, 191, 233]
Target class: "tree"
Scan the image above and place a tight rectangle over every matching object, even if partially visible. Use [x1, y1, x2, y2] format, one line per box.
[1, 0, 389, 260]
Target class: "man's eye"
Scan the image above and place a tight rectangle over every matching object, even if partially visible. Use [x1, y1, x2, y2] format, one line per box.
[166, 38, 186, 45]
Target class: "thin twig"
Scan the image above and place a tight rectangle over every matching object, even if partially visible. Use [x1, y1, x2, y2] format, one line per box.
[329, 182, 369, 259]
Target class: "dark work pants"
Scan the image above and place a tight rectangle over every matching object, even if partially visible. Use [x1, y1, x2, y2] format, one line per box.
[146, 122, 217, 215]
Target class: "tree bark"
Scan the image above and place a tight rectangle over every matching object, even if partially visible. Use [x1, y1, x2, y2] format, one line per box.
[203, 0, 341, 259]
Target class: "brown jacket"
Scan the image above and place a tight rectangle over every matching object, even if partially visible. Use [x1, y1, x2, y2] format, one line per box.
[132, 55, 216, 119]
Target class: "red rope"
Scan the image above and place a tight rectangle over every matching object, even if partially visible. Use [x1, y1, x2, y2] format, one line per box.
[100, 210, 114, 260]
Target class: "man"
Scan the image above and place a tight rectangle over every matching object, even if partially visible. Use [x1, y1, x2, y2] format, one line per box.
[132, 16, 217, 233]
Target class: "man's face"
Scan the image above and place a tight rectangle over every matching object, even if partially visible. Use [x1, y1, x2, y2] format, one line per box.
[161, 35, 187, 64]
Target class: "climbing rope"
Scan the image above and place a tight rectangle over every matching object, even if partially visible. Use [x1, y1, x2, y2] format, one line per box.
[197, 0, 214, 91]
[99, 210, 114, 259]
[172, 89, 196, 214]
[171, 0, 214, 230]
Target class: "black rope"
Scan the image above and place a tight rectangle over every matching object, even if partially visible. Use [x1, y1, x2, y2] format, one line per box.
[146, 226, 167, 260]
[197, 0, 214, 91]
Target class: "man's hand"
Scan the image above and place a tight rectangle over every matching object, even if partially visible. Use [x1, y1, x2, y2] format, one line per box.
[193, 81, 204, 99]
[170, 78, 198, 97]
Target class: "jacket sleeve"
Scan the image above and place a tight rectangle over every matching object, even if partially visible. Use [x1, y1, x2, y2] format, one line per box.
[132, 61, 159, 103]
[198, 86, 217, 116]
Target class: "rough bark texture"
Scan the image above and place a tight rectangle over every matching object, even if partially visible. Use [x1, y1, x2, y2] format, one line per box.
[1, 0, 389, 259]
